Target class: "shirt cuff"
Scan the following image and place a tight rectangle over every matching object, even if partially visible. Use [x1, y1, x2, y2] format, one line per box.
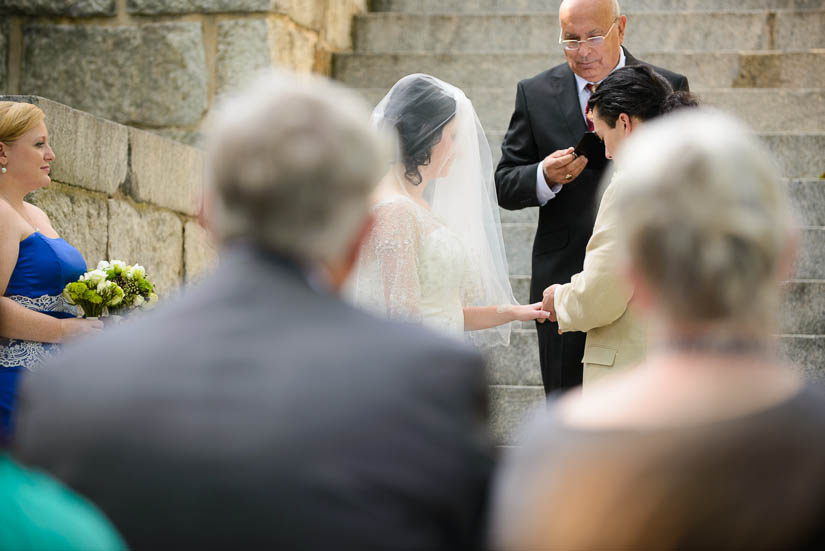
[536, 160, 563, 206]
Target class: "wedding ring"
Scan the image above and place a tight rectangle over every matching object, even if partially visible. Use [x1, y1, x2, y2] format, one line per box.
[564, 173, 573, 181]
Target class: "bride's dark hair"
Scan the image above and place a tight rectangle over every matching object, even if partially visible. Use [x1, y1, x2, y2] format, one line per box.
[383, 76, 457, 185]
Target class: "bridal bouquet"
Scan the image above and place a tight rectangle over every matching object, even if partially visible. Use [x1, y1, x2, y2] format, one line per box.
[96, 260, 159, 314]
[62, 269, 124, 318]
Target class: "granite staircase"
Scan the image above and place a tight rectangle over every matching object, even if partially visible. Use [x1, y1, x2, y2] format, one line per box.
[334, 0, 825, 444]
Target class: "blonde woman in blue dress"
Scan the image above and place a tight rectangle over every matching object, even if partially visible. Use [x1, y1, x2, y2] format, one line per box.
[0, 102, 102, 437]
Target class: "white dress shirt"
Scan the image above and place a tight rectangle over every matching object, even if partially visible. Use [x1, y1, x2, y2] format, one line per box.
[536, 48, 627, 205]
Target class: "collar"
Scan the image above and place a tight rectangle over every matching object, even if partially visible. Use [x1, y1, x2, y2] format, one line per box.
[574, 47, 627, 94]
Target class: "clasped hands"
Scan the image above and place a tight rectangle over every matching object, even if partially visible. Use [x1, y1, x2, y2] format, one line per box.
[538, 284, 563, 334]
[542, 147, 588, 186]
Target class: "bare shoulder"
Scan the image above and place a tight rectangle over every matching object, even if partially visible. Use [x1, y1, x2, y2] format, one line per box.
[0, 199, 25, 237]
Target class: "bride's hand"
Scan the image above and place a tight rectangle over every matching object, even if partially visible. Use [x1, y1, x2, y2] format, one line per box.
[511, 302, 551, 323]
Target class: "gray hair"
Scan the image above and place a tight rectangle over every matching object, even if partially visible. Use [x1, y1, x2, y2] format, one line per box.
[205, 70, 386, 265]
[612, 109, 796, 326]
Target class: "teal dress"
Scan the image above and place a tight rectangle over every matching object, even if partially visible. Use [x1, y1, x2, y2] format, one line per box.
[0, 453, 125, 550]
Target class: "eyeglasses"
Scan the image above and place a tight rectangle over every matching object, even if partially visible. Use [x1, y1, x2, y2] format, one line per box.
[559, 19, 618, 51]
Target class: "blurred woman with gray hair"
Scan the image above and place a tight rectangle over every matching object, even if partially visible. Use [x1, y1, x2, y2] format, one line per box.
[491, 110, 825, 549]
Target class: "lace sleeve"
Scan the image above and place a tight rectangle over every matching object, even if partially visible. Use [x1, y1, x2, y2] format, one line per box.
[460, 248, 485, 308]
[365, 199, 423, 322]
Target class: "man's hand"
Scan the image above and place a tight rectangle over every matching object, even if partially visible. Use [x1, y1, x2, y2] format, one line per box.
[542, 147, 588, 186]
[540, 284, 559, 323]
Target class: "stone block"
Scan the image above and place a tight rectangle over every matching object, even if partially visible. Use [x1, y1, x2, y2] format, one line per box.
[781, 281, 825, 335]
[0, 22, 7, 94]
[126, 0, 286, 14]
[289, 0, 327, 30]
[760, 133, 825, 180]
[485, 329, 542, 386]
[794, 228, 825, 280]
[108, 199, 184, 295]
[789, 180, 825, 227]
[26, 185, 108, 269]
[27, 97, 128, 194]
[21, 23, 208, 127]
[734, 51, 825, 89]
[183, 219, 218, 283]
[129, 127, 204, 216]
[323, 0, 366, 50]
[489, 385, 545, 445]
[781, 336, 825, 382]
[216, 19, 273, 98]
[267, 17, 318, 73]
[775, 10, 825, 50]
[0, 0, 115, 16]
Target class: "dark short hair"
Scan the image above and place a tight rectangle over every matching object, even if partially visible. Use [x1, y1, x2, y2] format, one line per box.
[588, 65, 697, 128]
[382, 77, 456, 186]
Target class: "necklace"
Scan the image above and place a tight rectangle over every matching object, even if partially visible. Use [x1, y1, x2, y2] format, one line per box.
[17, 207, 40, 232]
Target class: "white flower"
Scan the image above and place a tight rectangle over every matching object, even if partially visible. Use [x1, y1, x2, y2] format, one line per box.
[127, 265, 146, 280]
[96, 260, 111, 270]
[85, 269, 108, 285]
[110, 260, 127, 272]
[133, 295, 145, 307]
[145, 293, 159, 309]
[96, 280, 109, 293]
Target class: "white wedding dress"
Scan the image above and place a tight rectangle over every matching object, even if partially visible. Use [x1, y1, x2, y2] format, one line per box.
[348, 74, 517, 347]
[351, 195, 481, 338]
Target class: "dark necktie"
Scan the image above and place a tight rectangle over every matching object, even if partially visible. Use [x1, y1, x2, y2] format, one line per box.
[584, 83, 595, 132]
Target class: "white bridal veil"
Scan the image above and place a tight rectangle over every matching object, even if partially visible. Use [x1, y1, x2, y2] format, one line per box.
[353, 74, 517, 347]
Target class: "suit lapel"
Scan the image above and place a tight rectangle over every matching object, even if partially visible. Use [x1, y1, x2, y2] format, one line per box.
[550, 66, 587, 142]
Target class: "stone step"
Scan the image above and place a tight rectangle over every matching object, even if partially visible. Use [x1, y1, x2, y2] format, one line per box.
[487, 334, 825, 444]
[501, 277, 824, 335]
[790, 180, 825, 227]
[335, 51, 825, 91]
[499, 179, 825, 229]
[353, 11, 825, 53]
[502, 223, 825, 278]
[372, 0, 825, 13]
[486, 131, 825, 179]
[485, 329, 825, 387]
[355, 87, 824, 134]
[488, 384, 545, 445]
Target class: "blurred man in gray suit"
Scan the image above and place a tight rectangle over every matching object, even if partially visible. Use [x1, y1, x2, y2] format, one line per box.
[12, 71, 493, 550]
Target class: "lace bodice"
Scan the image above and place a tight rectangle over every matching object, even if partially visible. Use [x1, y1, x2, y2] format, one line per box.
[350, 195, 481, 337]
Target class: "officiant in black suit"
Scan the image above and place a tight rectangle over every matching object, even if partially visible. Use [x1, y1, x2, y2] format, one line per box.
[495, 0, 689, 393]
[12, 71, 493, 549]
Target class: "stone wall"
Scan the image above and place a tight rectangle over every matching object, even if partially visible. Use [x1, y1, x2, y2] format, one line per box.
[0, 95, 217, 295]
[0, 0, 367, 145]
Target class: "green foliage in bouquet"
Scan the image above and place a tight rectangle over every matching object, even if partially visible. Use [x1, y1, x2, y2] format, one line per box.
[97, 260, 159, 314]
[62, 269, 124, 318]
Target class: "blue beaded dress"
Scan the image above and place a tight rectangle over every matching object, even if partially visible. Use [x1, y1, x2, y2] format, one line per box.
[0, 232, 86, 437]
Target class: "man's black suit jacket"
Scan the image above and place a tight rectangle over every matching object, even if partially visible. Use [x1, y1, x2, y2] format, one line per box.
[495, 48, 688, 389]
[13, 246, 494, 550]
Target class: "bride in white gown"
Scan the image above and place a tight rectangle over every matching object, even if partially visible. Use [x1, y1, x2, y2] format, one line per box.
[349, 74, 549, 347]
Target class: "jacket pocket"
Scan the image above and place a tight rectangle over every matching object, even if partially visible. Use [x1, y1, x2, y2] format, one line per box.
[582, 345, 617, 367]
[533, 228, 569, 256]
